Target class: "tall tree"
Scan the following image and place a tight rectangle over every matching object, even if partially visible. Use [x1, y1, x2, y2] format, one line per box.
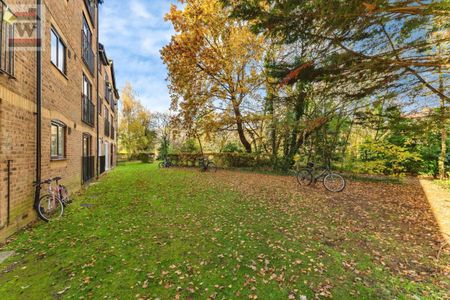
[119, 83, 155, 159]
[161, 0, 265, 153]
[152, 112, 173, 159]
[224, 0, 449, 170]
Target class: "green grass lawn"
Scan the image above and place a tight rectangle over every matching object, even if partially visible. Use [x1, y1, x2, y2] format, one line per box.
[0, 163, 448, 299]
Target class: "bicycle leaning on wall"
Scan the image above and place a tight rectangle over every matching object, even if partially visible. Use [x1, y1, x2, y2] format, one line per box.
[198, 157, 217, 173]
[34, 177, 71, 222]
[158, 157, 173, 169]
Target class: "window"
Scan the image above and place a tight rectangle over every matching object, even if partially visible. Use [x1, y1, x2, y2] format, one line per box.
[82, 134, 91, 157]
[82, 74, 95, 126]
[104, 107, 110, 136]
[83, 74, 92, 99]
[84, 0, 96, 24]
[0, 2, 15, 75]
[82, 133, 94, 183]
[82, 16, 92, 47]
[98, 96, 102, 116]
[82, 15, 94, 74]
[104, 73, 110, 102]
[51, 28, 66, 73]
[51, 121, 66, 159]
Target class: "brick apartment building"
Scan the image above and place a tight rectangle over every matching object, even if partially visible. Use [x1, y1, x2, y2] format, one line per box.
[0, 0, 119, 242]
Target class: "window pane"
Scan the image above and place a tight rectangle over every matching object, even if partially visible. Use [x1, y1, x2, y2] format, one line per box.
[83, 76, 91, 99]
[83, 18, 92, 45]
[58, 40, 65, 72]
[83, 77, 87, 95]
[58, 126, 65, 157]
[51, 31, 58, 65]
[83, 76, 89, 97]
[51, 124, 58, 157]
[83, 136, 90, 156]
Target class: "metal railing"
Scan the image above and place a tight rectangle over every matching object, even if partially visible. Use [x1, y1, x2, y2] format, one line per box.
[82, 95, 95, 126]
[81, 30, 95, 74]
[110, 95, 115, 112]
[0, 2, 14, 76]
[99, 155, 106, 174]
[105, 82, 110, 103]
[82, 156, 95, 183]
[104, 118, 110, 137]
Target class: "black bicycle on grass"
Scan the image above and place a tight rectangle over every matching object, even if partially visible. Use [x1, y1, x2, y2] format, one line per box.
[158, 157, 173, 169]
[296, 162, 346, 192]
[198, 157, 217, 173]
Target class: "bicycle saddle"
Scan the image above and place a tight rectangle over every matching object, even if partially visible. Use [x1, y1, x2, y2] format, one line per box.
[53, 176, 62, 181]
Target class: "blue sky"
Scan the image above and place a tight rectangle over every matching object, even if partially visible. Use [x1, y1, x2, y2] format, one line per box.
[99, 0, 176, 112]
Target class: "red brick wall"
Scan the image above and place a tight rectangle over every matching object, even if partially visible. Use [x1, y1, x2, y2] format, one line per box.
[0, 0, 118, 242]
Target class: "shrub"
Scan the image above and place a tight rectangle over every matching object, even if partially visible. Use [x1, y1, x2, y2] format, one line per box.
[180, 139, 199, 153]
[358, 139, 422, 175]
[137, 153, 155, 164]
[166, 152, 271, 169]
[215, 153, 271, 168]
[221, 142, 243, 153]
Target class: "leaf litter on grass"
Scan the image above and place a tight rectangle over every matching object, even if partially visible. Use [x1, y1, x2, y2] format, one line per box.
[0, 163, 448, 299]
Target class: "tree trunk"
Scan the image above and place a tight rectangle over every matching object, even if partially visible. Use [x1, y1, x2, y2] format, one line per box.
[265, 94, 278, 167]
[440, 122, 447, 179]
[439, 68, 447, 179]
[281, 90, 307, 170]
[232, 102, 252, 153]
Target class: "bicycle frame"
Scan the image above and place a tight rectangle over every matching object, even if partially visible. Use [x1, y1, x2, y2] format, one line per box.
[313, 166, 330, 182]
[198, 158, 211, 171]
[44, 182, 57, 211]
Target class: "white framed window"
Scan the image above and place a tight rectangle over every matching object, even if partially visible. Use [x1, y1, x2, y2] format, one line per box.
[51, 121, 66, 159]
[0, 2, 15, 75]
[51, 28, 66, 73]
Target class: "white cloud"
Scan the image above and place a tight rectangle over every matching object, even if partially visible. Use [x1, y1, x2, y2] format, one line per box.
[141, 30, 173, 57]
[100, 0, 176, 112]
[130, 0, 155, 20]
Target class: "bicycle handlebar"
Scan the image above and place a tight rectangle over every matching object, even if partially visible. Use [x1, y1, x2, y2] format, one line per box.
[34, 176, 64, 187]
[33, 179, 52, 187]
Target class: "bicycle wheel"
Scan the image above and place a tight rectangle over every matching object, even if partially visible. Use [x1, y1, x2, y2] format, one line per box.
[37, 194, 64, 222]
[59, 185, 71, 206]
[207, 162, 217, 173]
[297, 169, 313, 186]
[323, 173, 346, 192]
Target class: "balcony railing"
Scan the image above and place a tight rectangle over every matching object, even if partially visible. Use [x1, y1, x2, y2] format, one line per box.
[82, 31, 95, 74]
[99, 155, 106, 174]
[110, 97, 115, 112]
[84, 0, 96, 25]
[82, 156, 95, 183]
[82, 95, 95, 127]
[105, 82, 110, 103]
[104, 118, 110, 137]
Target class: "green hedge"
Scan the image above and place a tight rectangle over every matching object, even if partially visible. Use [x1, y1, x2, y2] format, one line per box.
[119, 152, 155, 163]
[166, 153, 272, 169]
